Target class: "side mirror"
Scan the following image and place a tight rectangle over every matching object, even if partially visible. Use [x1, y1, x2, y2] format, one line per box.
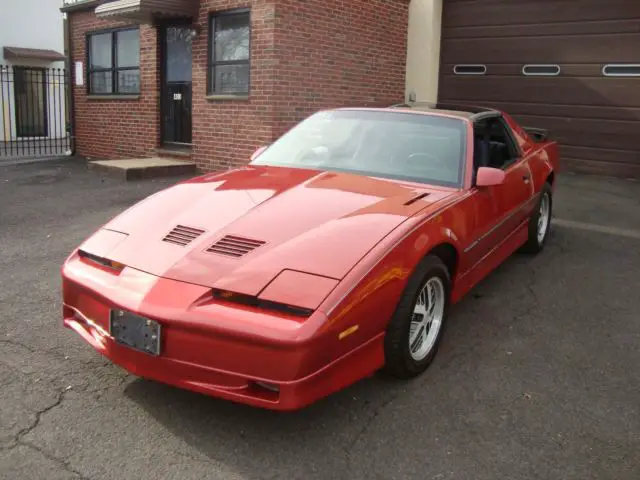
[476, 167, 506, 187]
[250, 146, 268, 161]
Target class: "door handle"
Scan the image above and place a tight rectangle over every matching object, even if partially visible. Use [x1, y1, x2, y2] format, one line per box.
[523, 174, 530, 184]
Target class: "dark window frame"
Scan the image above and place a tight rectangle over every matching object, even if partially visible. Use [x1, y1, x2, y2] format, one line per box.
[14, 66, 49, 137]
[207, 8, 251, 96]
[86, 26, 141, 95]
[473, 115, 522, 174]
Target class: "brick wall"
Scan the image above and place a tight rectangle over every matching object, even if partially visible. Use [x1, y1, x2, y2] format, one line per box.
[191, 1, 279, 172]
[68, 11, 160, 160]
[270, 0, 410, 137]
[68, 0, 409, 170]
[193, 0, 410, 171]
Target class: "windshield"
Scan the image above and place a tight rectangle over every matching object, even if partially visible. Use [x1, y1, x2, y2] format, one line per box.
[251, 109, 467, 187]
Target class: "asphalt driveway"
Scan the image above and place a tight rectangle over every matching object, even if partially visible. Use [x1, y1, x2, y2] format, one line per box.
[1, 158, 639, 480]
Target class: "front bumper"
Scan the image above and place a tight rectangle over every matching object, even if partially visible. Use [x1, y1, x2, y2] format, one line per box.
[61, 254, 384, 411]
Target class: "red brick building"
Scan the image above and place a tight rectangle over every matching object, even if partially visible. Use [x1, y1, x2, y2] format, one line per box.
[63, 0, 410, 171]
[62, 0, 640, 178]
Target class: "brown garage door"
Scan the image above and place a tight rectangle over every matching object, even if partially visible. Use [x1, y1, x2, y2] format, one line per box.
[438, 0, 640, 179]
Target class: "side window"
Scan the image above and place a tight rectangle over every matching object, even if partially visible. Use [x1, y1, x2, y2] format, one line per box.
[474, 118, 519, 171]
[473, 119, 489, 171]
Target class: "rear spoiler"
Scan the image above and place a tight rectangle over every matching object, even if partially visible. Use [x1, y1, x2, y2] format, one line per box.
[523, 127, 549, 142]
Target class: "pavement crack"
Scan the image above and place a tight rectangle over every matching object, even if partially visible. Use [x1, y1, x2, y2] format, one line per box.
[3, 387, 90, 479]
[510, 262, 540, 321]
[17, 439, 90, 480]
[13, 389, 67, 446]
[342, 390, 400, 479]
[0, 337, 38, 354]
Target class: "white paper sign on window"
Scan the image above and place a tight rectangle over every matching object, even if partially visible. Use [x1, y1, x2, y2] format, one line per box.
[75, 61, 84, 86]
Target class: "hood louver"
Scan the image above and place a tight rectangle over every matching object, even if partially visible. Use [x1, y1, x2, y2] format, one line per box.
[206, 235, 266, 258]
[162, 225, 205, 247]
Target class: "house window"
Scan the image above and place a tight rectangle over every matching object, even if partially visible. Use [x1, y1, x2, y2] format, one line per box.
[87, 28, 140, 94]
[208, 10, 250, 95]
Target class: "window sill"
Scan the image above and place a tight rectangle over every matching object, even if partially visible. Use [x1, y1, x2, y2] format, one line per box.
[206, 94, 249, 101]
[87, 95, 140, 101]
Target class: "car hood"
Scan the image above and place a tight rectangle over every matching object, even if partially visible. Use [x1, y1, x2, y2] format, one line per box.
[79, 165, 456, 296]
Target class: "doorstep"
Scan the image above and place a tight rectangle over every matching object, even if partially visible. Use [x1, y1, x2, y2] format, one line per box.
[88, 157, 196, 181]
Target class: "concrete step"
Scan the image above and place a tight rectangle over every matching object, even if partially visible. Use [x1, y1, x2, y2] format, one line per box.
[88, 157, 197, 181]
[155, 147, 192, 160]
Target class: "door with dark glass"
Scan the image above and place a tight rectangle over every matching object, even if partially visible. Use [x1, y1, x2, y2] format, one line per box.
[14, 67, 48, 137]
[162, 26, 193, 146]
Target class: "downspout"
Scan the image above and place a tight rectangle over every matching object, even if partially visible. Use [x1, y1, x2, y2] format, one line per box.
[64, 12, 77, 156]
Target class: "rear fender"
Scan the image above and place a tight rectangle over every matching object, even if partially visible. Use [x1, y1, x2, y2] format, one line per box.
[529, 141, 558, 192]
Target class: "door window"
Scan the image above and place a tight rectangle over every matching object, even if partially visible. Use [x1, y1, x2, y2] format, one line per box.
[14, 67, 48, 137]
[162, 26, 193, 145]
[473, 117, 520, 171]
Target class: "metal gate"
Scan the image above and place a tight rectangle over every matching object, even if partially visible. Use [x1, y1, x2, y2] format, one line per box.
[0, 65, 73, 160]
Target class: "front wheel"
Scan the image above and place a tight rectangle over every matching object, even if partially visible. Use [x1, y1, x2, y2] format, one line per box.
[383, 255, 450, 379]
[520, 182, 553, 254]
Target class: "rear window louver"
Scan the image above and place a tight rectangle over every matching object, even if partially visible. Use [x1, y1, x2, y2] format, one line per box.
[206, 235, 266, 258]
[162, 225, 205, 247]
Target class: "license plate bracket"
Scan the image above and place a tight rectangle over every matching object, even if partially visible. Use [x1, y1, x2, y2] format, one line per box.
[109, 310, 161, 356]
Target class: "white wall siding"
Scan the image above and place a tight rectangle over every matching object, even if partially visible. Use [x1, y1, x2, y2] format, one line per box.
[405, 0, 443, 103]
[0, 0, 65, 64]
[0, 0, 67, 148]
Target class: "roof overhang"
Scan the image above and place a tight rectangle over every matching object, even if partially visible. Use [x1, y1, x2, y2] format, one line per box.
[61, 0, 105, 14]
[3, 47, 66, 62]
[94, 0, 198, 23]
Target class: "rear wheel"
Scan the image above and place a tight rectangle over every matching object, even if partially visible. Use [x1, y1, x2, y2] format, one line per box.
[521, 182, 553, 254]
[383, 255, 450, 378]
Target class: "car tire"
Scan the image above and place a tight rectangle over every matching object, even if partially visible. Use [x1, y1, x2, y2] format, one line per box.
[383, 255, 451, 379]
[520, 182, 553, 254]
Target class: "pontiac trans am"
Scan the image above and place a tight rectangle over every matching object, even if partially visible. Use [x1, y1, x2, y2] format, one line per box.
[61, 103, 559, 410]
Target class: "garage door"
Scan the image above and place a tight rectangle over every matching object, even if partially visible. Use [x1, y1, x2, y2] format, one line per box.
[438, 0, 640, 179]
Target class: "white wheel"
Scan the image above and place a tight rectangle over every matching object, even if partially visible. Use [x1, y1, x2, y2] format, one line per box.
[537, 191, 551, 245]
[384, 255, 451, 379]
[409, 277, 445, 362]
[521, 182, 553, 254]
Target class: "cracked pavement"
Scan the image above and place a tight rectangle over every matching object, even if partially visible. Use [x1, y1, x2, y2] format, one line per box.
[1, 159, 639, 479]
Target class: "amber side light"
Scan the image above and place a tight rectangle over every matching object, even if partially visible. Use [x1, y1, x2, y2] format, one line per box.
[212, 289, 314, 318]
[78, 250, 125, 271]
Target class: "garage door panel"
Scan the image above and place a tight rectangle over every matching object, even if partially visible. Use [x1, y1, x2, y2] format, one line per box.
[445, 19, 640, 39]
[462, 100, 640, 123]
[441, 34, 640, 64]
[563, 157, 640, 178]
[562, 146, 640, 166]
[514, 116, 640, 137]
[510, 116, 639, 151]
[541, 130, 638, 153]
[443, 0, 640, 28]
[440, 0, 640, 178]
[439, 78, 640, 108]
[441, 64, 607, 77]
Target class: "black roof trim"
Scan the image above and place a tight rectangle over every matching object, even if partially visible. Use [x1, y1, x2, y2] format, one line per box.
[389, 101, 501, 120]
[470, 111, 502, 121]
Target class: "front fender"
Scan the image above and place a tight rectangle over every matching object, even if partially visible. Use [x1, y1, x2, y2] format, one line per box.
[314, 213, 463, 366]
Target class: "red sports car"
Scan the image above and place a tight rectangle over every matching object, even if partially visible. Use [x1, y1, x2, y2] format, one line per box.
[62, 103, 559, 410]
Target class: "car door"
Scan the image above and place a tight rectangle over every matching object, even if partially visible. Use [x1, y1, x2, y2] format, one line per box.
[463, 116, 534, 268]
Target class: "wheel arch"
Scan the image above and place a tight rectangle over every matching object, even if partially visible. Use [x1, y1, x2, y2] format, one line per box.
[546, 170, 555, 186]
[426, 242, 460, 283]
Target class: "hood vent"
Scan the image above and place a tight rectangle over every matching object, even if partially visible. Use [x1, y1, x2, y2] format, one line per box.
[162, 225, 205, 247]
[207, 235, 266, 258]
[404, 192, 430, 206]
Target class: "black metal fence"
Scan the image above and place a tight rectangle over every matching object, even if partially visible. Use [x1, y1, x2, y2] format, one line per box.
[0, 65, 73, 160]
